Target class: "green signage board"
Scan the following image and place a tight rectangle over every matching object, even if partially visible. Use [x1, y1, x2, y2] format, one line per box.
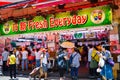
[0, 5, 112, 36]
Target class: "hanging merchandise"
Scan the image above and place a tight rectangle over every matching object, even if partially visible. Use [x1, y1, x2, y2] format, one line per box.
[5, 38, 11, 46]
[59, 32, 74, 41]
[64, 34, 73, 40]
[55, 33, 60, 43]
[59, 34, 65, 41]
[85, 32, 96, 39]
[47, 32, 55, 42]
[97, 30, 108, 40]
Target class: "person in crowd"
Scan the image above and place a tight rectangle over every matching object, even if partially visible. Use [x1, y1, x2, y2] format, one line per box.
[88, 44, 93, 77]
[21, 47, 28, 71]
[69, 47, 81, 80]
[90, 44, 100, 78]
[63, 48, 69, 74]
[45, 48, 50, 60]
[28, 48, 35, 69]
[2, 48, 9, 74]
[79, 44, 88, 66]
[40, 48, 49, 80]
[7, 51, 16, 80]
[57, 47, 68, 80]
[13, 48, 20, 70]
[99, 45, 113, 80]
[16, 48, 20, 70]
[34, 48, 41, 67]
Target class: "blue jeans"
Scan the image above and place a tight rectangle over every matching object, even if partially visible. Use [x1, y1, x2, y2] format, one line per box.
[36, 59, 40, 67]
[71, 67, 79, 78]
[22, 59, 28, 70]
[42, 63, 48, 72]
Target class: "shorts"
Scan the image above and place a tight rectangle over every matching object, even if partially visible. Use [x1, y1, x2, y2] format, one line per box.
[42, 63, 48, 72]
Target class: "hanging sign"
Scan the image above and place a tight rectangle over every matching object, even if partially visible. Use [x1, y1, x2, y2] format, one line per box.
[0, 5, 112, 36]
[74, 33, 84, 39]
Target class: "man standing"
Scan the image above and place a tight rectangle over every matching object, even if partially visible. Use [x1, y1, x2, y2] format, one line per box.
[69, 48, 81, 80]
[88, 44, 93, 78]
[21, 47, 28, 71]
[2, 48, 9, 74]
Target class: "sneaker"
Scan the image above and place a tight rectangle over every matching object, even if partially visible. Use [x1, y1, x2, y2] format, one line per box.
[9, 78, 13, 80]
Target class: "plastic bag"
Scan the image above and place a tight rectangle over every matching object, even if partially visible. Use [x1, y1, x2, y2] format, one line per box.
[97, 67, 102, 73]
[99, 57, 105, 67]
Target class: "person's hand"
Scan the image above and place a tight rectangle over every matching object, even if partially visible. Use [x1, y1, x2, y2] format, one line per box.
[6, 63, 9, 67]
[56, 56, 58, 59]
[64, 56, 68, 60]
[99, 54, 103, 58]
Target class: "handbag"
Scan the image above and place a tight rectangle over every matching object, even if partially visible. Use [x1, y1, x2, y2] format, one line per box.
[90, 53, 98, 68]
[90, 59, 98, 68]
[107, 58, 114, 67]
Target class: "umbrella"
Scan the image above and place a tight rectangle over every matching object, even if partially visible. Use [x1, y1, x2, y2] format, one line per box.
[60, 41, 75, 48]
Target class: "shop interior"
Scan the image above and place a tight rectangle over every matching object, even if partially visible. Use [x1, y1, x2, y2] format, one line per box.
[0, 25, 111, 77]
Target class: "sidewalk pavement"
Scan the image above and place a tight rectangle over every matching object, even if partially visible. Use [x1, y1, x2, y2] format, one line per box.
[0, 69, 94, 80]
[0, 76, 91, 80]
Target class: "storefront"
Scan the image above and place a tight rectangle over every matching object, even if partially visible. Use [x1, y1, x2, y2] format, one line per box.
[0, 5, 112, 77]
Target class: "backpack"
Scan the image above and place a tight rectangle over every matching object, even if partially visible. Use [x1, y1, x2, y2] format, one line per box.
[57, 52, 66, 68]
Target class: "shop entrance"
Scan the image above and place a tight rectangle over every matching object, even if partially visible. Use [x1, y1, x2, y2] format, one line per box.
[1, 26, 110, 78]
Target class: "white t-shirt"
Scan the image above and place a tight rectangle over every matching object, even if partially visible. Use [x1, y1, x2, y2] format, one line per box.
[35, 51, 41, 60]
[40, 53, 47, 64]
[21, 51, 28, 59]
[2, 51, 9, 61]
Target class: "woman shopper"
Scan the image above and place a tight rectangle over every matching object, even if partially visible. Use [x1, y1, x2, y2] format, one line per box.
[90, 44, 100, 78]
[99, 46, 113, 80]
[7, 51, 16, 80]
[57, 47, 68, 80]
[21, 47, 28, 71]
[15, 48, 20, 70]
[2, 48, 9, 74]
[34, 48, 41, 67]
[40, 48, 49, 80]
